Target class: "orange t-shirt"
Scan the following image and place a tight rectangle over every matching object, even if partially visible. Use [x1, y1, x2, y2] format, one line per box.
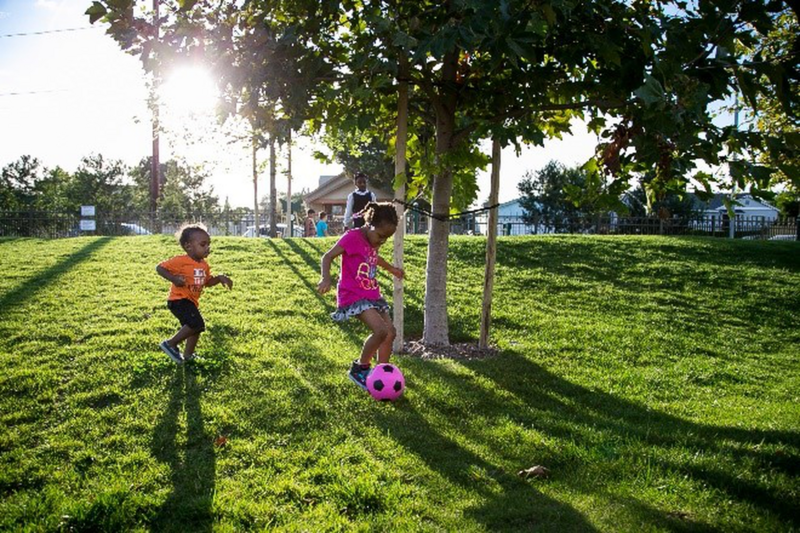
[159, 255, 211, 307]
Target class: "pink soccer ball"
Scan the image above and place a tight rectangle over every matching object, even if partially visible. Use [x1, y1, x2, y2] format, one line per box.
[366, 364, 405, 401]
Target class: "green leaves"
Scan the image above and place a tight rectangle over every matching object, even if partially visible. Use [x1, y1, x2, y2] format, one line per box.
[178, 0, 200, 10]
[84, 2, 107, 24]
[634, 75, 666, 106]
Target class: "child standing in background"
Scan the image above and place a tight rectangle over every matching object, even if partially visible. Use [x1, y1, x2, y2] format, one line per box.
[304, 209, 317, 237]
[157, 223, 233, 363]
[316, 211, 329, 237]
[317, 202, 404, 390]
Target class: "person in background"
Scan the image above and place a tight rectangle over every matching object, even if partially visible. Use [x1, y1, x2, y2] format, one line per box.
[316, 211, 329, 237]
[343, 172, 376, 229]
[304, 209, 317, 237]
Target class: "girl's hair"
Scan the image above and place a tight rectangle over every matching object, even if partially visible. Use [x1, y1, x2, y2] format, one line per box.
[176, 223, 209, 246]
[354, 171, 368, 182]
[359, 202, 398, 228]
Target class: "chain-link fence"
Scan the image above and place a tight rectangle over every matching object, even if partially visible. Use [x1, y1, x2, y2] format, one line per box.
[1, 210, 797, 241]
[0, 210, 276, 239]
[452, 214, 798, 240]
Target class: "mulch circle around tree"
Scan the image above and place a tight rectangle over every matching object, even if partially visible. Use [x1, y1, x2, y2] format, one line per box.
[402, 340, 499, 360]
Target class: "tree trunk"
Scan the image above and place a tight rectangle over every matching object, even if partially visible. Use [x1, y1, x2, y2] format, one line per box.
[269, 135, 277, 238]
[479, 138, 501, 349]
[392, 54, 409, 353]
[287, 129, 292, 236]
[252, 136, 259, 234]
[422, 48, 459, 346]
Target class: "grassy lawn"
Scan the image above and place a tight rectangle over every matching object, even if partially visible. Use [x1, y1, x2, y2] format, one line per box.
[0, 234, 797, 532]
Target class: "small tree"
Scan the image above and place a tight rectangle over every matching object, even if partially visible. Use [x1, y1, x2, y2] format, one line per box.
[0, 156, 44, 210]
[518, 161, 592, 233]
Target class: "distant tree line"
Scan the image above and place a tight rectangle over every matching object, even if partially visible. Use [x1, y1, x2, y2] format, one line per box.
[517, 160, 799, 230]
[0, 154, 305, 222]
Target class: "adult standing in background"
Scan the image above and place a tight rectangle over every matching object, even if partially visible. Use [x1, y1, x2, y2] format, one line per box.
[343, 172, 376, 229]
[304, 209, 317, 237]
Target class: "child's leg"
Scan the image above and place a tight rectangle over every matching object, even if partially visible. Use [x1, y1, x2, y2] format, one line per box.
[166, 324, 196, 350]
[357, 308, 394, 366]
[183, 332, 201, 358]
[376, 311, 396, 364]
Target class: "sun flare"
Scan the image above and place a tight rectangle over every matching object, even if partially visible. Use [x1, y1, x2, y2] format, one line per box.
[159, 66, 218, 115]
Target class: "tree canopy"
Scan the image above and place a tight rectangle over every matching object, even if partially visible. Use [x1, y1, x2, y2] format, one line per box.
[88, 0, 799, 344]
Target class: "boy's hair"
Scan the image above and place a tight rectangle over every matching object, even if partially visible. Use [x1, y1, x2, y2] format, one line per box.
[307, 209, 315, 215]
[319, 212, 327, 219]
[359, 202, 398, 227]
[176, 223, 209, 246]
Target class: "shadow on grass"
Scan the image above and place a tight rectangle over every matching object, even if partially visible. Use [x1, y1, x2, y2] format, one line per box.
[372, 398, 598, 531]
[268, 239, 369, 351]
[265, 239, 333, 313]
[150, 367, 215, 532]
[0, 237, 111, 317]
[413, 350, 799, 528]
[283, 237, 324, 276]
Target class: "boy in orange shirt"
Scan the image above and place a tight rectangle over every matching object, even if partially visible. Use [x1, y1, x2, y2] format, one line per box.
[156, 223, 233, 363]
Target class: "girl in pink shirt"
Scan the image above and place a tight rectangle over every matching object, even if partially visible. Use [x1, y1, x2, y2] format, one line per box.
[317, 202, 404, 390]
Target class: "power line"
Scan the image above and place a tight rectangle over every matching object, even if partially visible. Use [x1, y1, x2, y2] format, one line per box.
[0, 89, 69, 97]
[0, 26, 100, 39]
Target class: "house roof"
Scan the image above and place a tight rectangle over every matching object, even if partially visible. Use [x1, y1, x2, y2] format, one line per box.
[497, 198, 522, 209]
[692, 193, 779, 212]
[304, 174, 394, 203]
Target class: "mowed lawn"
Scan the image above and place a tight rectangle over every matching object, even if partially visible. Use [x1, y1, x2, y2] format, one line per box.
[0, 234, 797, 532]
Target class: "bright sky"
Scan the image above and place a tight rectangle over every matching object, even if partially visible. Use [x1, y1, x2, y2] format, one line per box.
[1, 0, 603, 208]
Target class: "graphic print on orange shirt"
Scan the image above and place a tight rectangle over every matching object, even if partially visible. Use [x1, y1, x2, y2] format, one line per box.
[159, 255, 210, 307]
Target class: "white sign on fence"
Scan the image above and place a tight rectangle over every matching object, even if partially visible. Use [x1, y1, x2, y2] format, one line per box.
[79, 219, 96, 231]
[80, 205, 95, 217]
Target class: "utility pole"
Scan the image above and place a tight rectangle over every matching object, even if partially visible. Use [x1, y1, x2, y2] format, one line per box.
[150, 0, 160, 215]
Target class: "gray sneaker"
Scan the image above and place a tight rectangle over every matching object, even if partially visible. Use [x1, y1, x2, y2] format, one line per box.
[348, 361, 370, 391]
[160, 340, 183, 364]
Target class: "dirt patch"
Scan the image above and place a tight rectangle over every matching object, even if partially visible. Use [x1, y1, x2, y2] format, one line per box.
[402, 340, 499, 360]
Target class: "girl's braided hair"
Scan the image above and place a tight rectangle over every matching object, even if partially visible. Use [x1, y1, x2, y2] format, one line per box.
[358, 201, 398, 228]
[176, 222, 209, 246]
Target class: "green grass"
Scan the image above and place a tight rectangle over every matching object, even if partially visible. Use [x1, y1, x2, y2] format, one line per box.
[0, 235, 798, 532]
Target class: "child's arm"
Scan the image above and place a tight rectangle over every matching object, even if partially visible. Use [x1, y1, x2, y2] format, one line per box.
[206, 274, 233, 290]
[377, 256, 404, 279]
[317, 244, 344, 294]
[156, 265, 186, 287]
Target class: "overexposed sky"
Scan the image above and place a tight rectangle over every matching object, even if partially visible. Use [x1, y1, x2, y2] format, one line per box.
[0, 0, 604, 208]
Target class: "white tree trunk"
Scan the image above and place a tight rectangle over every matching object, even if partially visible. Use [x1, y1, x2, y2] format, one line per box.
[392, 55, 409, 353]
[269, 135, 277, 238]
[479, 138, 501, 349]
[252, 136, 259, 234]
[287, 129, 292, 235]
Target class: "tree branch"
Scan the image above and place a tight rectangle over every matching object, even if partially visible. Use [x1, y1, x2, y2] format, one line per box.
[450, 98, 634, 146]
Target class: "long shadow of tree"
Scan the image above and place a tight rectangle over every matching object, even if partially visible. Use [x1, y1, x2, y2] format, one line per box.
[150, 367, 215, 532]
[478, 351, 799, 525]
[0, 237, 111, 316]
[379, 352, 798, 530]
[270, 239, 367, 349]
[372, 393, 599, 531]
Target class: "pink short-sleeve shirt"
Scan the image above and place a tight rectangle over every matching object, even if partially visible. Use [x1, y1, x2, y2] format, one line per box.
[336, 228, 380, 308]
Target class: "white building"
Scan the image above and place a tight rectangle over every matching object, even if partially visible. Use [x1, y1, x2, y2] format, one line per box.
[474, 199, 542, 236]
